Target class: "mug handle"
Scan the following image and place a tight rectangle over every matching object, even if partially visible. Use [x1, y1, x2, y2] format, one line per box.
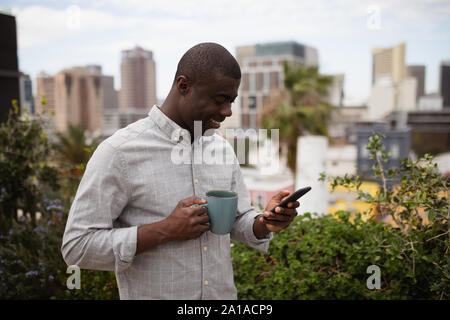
[191, 203, 208, 209]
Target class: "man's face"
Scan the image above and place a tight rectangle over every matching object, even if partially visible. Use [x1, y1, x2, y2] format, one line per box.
[180, 74, 240, 135]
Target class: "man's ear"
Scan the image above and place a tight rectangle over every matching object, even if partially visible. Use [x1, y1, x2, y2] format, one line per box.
[175, 75, 190, 96]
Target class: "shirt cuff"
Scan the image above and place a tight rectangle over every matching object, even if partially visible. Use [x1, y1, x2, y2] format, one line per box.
[244, 210, 273, 253]
[112, 226, 137, 273]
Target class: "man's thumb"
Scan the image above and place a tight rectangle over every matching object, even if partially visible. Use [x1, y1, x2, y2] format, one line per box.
[273, 190, 290, 201]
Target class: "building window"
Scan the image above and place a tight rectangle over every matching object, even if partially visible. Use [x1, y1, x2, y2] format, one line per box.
[256, 72, 263, 91]
[248, 96, 256, 110]
[242, 113, 249, 128]
[278, 72, 284, 89]
[242, 73, 249, 91]
[249, 73, 256, 92]
[270, 72, 279, 89]
[263, 72, 270, 91]
[250, 114, 257, 129]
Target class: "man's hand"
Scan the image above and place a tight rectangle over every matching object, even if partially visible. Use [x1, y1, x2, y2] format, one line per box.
[136, 196, 210, 255]
[258, 190, 300, 233]
[163, 196, 210, 241]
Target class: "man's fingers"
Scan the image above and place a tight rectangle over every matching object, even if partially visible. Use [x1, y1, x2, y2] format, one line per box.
[287, 201, 300, 209]
[264, 210, 296, 221]
[197, 224, 210, 234]
[272, 190, 291, 202]
[189, 205, 207, 216]
[196, 214, 210, 224]
[262, 217, 289, 228]
[178, 196, 206, 208]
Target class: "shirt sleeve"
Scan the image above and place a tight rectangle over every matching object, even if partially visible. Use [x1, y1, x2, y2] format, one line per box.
[229, 156, 273, 253]
[61, 141, 137, 274]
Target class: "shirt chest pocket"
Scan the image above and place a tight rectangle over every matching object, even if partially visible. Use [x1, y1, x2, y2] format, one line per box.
[202, 165, 233, 191]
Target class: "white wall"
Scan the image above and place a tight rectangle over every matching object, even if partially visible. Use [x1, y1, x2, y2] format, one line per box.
[397, 77, 417, 111]
[295, 136, 329, 215]
[368, 84, 395, 120]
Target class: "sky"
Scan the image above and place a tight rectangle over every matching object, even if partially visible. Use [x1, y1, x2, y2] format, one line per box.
[2, 0, 450, 106]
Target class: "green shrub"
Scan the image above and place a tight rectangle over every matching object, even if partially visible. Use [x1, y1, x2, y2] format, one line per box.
[232, 211, 446, 299]
[0, 211, 66, 299]
[232, 133, 449, 300]
[0, 211, 119, 300]
[0, 101, 59, 234]
[0, 104, 118, 299]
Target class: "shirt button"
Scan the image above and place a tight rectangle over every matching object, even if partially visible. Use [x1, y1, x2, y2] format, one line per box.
[194, 178, 199, 184]
[204, 280, 208, 286]
[203, 246, 208, 252]
[180, 131, 185, 136]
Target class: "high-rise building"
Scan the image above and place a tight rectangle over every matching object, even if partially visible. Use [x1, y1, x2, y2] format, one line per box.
[54, 66, 104, 133]
[0, 13, 20, 124]
[19, 72, 34, 114]
[407, 65, 425, 100]
[35, 72, 55, 114]
[37, 66, 118, 134]
[119, 46, 157, 110]
[440, 60, 450, 108]
[235, 41, 318, 129]
[368, 43, 418, 120]
[372, 43, 406, 85]
[102, 75, 119, 110]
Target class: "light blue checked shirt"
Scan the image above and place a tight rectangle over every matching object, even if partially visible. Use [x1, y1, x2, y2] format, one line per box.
[61, 105, 272, 300]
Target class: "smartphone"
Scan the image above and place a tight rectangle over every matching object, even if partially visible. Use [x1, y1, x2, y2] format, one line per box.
[270, 186, 312, 214]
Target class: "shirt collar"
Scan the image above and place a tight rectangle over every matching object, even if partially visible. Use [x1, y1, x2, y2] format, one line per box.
[148, 105, 217, 144]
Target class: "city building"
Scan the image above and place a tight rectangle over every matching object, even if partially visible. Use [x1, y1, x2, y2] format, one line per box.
[241, 166, 294, 210]
[356, 122, 411, 187]
[397, 77, 418, 111]
[235, 41, 318, 130]
[35, 72, 56, 114]
[328, 105, 368, 144]
[368, 43, 417, 120]
[418, 93, 443, 111]
[440, 60, 450, 107]
[102, 75, 119, 110]
[0, 12, 20, 123]
[325, 144, 357, 177]
[102, 107, 148, 138]
[119, 46, 157, 110]
[324, 74, 345, 107]
[19, 72, 34, 115]
[53, 66, 104, 133]
[407, 65, 425, 101]
[371, 42, 406, 85]
[407, 109, 450, 156]
[36, 66, 117, 134]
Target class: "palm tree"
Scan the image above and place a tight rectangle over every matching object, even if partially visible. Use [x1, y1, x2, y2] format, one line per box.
[52, 124, 99, 201]
[259, 62, 335, 173]
[53, 124, 98, 166]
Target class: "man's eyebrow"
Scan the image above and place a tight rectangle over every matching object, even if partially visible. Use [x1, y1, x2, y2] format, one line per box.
[215, 94, 237, 101]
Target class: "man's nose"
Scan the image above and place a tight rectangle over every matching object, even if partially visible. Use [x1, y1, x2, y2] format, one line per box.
[220, 104, 233, 118]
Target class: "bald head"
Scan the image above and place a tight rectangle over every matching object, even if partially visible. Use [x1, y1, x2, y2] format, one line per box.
[174, 42, 241, 85]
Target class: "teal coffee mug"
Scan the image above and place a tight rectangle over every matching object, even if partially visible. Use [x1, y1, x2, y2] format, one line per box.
[197, 190, 238, 235]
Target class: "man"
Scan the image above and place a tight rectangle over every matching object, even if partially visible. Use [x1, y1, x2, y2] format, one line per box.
[61, 43, 299, 299]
